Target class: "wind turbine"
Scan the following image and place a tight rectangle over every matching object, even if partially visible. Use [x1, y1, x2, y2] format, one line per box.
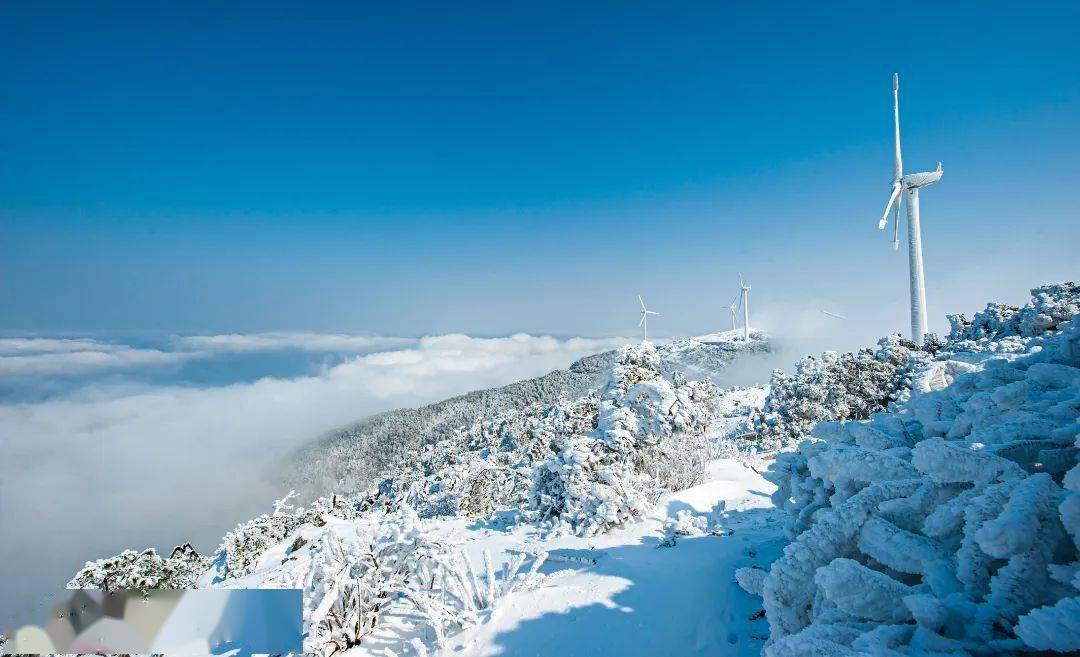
[729, 302, 738, 332]
[638, 295, 659, 342]
[739, 275, 751, 341]
[879, 73, 943, 345]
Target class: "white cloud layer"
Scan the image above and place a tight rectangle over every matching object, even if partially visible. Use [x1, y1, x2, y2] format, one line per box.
[0, 332, 418, 378]
[0, 337, 123, 355]
[0, 332, 626, 627]
[173, 332, 416, 353]
[0, 345, 195, 376]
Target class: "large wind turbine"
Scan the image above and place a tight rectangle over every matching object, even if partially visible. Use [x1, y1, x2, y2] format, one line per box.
[638, 295, 659, 342]
[739, 275, 751, 341]
[879, 73, 943, 345]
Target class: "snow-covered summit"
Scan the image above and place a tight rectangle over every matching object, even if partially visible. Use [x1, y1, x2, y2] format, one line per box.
[693, 327, 768, 346]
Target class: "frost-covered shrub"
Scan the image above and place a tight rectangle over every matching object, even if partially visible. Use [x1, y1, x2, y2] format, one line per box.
[946, 281, 1079, 351]
[219, 491, 360, 578]
[752, 284, 1079, 453]
[249, 505, 545, 656]
[752, 337, 929, 451]
[531, 431, 662, 536]
[67, 492, 363, 591]
[530, 343, 723, 535]
[392, 394, 600, 520]
[68, 543, 212, 590]
[750, 313, 1080, 656]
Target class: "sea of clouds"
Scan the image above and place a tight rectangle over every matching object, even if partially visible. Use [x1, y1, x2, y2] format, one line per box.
[0, 332, 627, 628]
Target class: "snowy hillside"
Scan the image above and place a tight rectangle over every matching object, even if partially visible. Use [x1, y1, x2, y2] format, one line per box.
[42, 283, 1080, 656]
[288, 334, 768, 501]
[52, 332, 769, 654]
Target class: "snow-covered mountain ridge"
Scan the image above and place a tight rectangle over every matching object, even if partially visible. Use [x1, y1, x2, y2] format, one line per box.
[288, 333, 769, 501]
[50, 283, 1080, 656]
[61, 332, 770, 655]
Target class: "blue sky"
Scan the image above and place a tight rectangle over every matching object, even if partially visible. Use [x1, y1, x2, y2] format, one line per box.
[2, 1, 1078, 343]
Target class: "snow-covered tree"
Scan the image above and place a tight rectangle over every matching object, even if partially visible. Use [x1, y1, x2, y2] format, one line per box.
[68, 543, 212, 591]
[751, 338, 928, 451]
[947, 282, 1079, 348]
[530, 342, 722, 535]
[217, 491, 361, 578]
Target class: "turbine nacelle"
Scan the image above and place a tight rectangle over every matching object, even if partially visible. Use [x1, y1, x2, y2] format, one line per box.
[902, 162, 943, 189]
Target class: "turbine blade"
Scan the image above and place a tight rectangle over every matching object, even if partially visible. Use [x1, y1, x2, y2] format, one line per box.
[638, 295, 646, 311]
[879, 183, 901, 230]
[893, 73, 903, 181]
[891, 195, 901, 250]
[638, 314, 646, 327]
[648, 311, 659, 316]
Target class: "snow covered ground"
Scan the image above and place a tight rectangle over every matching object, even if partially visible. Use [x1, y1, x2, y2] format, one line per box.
[435, 460, 781, 657]
[221, 458, 782, 657]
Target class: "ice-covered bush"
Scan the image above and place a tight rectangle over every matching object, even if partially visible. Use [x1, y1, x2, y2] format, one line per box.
[218, 491, 361, 579]
[752, 337, 929, 451]
[392, 394, 599, 520]
[946, 282, 1079, 352]
[749, 313, 1080, 656]
[530, 342, 720, 535]
[751, 283, 1079, 453]
[68, 543, 212, 591]
[69, 492, 363, 589]
[246, 505, 545, 656]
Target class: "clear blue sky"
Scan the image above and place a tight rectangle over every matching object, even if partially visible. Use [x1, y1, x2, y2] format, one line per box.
[2, 2, 1078, 344]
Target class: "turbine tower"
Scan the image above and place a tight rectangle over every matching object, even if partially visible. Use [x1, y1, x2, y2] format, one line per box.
[638, 295, 659, 342]
[879, 73, 943, 345]
[739, 275, 751, 341]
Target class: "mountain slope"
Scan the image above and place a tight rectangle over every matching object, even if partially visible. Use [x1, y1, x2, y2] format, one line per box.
[289, 335, 768, 500]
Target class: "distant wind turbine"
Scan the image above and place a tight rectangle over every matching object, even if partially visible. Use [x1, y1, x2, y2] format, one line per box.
[739, 275, 751, 341]
[729, 302, 738, 332]
[878, 73, 942, 345]
[638, 295, 659, 342]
